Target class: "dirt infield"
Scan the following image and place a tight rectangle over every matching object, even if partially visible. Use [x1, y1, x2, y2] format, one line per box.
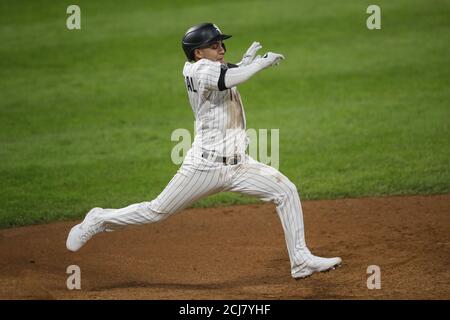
[0, 195, 449, 300]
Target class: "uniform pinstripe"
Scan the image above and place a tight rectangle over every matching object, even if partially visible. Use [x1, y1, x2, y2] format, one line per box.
[91, 58, 313, 275]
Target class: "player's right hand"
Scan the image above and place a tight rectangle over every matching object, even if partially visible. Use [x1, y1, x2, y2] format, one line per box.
[240, 41, 262, 66]
[254, 52, 285, 69]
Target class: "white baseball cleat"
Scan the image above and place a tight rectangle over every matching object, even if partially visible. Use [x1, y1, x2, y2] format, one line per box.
[292, 256, 342, 279]
[66, 207, 105, 252]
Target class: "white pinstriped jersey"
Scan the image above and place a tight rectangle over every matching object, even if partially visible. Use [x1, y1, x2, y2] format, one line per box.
[183, 59, 248, 157]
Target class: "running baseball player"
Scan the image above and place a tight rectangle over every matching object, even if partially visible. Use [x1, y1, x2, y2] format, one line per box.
[66, 23, 342, 279]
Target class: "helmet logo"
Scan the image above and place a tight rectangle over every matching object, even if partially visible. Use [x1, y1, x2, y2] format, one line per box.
[213, 24, 222, 34]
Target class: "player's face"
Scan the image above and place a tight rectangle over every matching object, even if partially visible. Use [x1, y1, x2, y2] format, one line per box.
[195, 41, 225, 63]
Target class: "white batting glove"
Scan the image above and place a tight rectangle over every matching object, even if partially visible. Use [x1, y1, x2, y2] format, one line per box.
[238, 41, 262, 66]
[253, 52, 285, 69]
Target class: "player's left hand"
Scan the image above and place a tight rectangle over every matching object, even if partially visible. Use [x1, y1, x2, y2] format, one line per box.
[254, 52, 285, 69]
[239, 41, 262, 66]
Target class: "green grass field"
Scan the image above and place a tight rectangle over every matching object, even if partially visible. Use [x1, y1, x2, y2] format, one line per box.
[1, 0, 449, 228]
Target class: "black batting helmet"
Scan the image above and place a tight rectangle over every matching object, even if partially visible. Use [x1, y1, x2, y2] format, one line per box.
[181, 23, 232, 61]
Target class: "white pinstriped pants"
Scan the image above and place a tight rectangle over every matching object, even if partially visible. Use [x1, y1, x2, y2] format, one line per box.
[98, 149, 312, 275]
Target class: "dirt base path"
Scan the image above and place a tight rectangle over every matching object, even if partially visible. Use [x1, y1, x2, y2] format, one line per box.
[1, 195, 449, 299]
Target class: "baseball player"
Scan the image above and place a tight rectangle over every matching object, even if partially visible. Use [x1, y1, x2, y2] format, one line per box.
[66, 23, 342, 279]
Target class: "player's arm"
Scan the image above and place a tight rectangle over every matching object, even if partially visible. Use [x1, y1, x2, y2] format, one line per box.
[221, 52, 285, 90]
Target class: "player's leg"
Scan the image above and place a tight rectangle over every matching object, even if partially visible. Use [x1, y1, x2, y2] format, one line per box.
[66, 157, 227, 251]
[100, 161, 226, 229]
[225, 156, 311, 272]
[225, 156, 341, 278]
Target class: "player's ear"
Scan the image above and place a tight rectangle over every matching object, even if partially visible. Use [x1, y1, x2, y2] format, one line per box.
[194, 48, 203, 61]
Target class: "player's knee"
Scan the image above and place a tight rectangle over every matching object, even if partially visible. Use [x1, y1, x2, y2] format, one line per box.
[285, 180, 298, 195]
[146, 200, 176, 220]
[274, 180, 298, 205]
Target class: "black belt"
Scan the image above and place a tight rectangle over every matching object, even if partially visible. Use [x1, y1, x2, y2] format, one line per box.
[202, 151, 242, 165]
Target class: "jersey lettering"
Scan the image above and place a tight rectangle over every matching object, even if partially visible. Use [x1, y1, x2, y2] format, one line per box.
[185, 76, 197, 93]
